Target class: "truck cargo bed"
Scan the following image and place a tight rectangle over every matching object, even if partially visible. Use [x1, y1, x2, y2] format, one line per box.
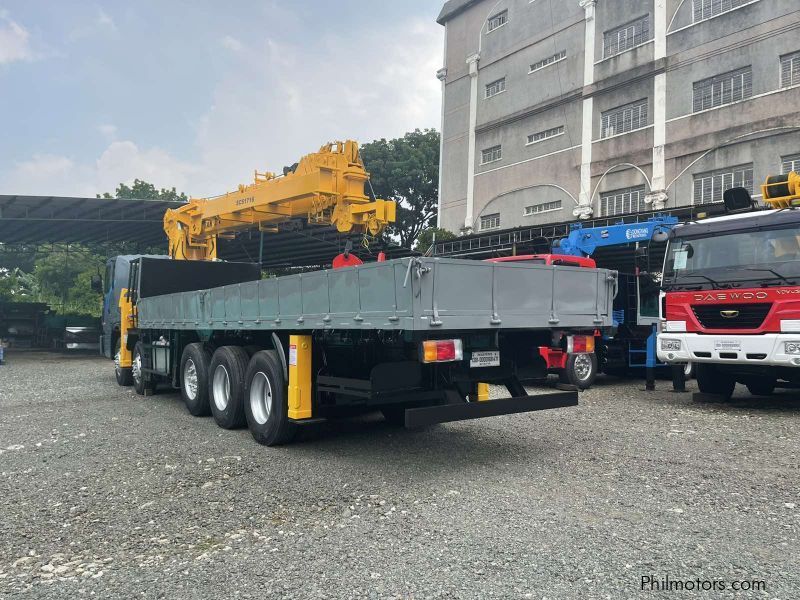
[137, 257, 617, 332]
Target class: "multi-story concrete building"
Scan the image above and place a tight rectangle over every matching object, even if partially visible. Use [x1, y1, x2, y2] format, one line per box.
[436, 0, 800, 235]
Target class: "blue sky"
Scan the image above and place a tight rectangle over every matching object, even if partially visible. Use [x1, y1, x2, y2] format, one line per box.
[0, 1, 443, 197]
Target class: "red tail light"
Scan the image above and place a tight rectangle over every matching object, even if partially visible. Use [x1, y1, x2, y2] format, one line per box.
[567, 335, 595, 354]
[421, 339, 464, 363]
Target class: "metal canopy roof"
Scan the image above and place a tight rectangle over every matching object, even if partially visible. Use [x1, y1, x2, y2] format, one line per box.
[0, 194, 413, 268]
[0, 195, 183, 248]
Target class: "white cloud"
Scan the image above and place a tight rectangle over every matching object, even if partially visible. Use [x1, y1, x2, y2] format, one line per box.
[220, 35, 243, 52]
[0, 12, 33, 64]
[1, 14, 443, 200]
[68, 7, 118, 42]
[188, 18, 442, 196]
[2, 142, 197, 197]
[95, 8, 116, 32]
[97, 123, 118, 140]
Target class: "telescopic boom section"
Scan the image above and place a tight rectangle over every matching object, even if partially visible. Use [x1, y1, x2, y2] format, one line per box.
[163, 140, 396, 260]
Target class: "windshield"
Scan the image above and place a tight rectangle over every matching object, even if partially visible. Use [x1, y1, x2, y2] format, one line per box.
[664, 227, 800, 288]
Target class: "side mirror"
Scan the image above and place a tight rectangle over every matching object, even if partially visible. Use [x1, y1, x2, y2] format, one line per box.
[91, 275, 103, 293]
[652, 228, 670, 243]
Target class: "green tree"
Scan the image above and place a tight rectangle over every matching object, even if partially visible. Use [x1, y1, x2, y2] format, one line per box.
[98, 178, 188, 202]
[414, 227, 457, 254]
[359, 129, 440, 249]
[0, 268, 36, 301]
[31, 247, 104, 315]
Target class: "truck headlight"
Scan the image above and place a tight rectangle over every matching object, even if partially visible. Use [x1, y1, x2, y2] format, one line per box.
[660, 339, 681, 352]
[785, 341, 800, 355]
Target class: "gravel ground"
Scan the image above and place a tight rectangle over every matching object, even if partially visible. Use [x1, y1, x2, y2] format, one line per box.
[0, 351, 798, 599]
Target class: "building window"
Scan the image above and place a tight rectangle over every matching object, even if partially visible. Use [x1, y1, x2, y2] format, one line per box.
[600, 186, 647, 217]
[530, 50, 566, 73]
[487, 10, 508, 32]
[481, 145, 502, 164]
[781, 51, 800, 88]
[524, 200, 562, 216]
[603, 16, 650, 58]
[693, 0, 751, 23]
[781, 153, 800, 174]
[692, 67, 752, 112]
[480, 213, 501, 230]
[485, 78, 506, 98]
[527, 126, 565, 145]
[693, 164, 754, 205]
[601, 99, 648, 138]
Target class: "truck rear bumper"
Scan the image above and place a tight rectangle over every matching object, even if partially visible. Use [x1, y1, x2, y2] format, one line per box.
[657, 333, 800, 368]
[404, 391, 578, 428]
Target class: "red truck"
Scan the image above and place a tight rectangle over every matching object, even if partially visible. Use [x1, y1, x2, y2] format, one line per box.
[485, 254, 602, 389]
[658, 174, 800, 398]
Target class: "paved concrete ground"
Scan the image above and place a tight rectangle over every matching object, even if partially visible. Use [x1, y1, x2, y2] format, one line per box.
[0, 351, 798, 599]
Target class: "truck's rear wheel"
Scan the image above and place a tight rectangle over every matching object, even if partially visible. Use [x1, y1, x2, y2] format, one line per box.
[559, 353, 598, 390]
[244, 350, 296, 446]
[132, 341, 155, 396]
[746, 378, 776, 397]
[209, 346, 249, 429]
[180, 343, 212, 416]
[696, 364, 735, 398]
[114, 338, 133, 386]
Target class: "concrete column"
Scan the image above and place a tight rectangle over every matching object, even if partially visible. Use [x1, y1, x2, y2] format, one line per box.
[464, 53, 480, 233]
[575, 0, 597, 219]
[647, 0, 668, 210]
[436, 66, 448, 228]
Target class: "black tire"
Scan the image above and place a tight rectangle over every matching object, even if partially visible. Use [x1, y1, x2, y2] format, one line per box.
[208, 346, 249, 429]
[559, 353, 598, 390]
[180, 343, 212, 416]
[746, 378, 776, 397]
[114, 338, 133, 386]
[132, 341, 155, 396]
[696, 364, 735, 398]
[243, 350, 296, 446]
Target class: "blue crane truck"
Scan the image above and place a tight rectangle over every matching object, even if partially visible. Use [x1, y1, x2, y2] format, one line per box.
[101, 255, 618, 446]
[553, 215, 680, 376]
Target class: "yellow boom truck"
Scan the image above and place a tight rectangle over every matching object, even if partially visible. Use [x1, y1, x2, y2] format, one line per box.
[108, 141, 618, 446]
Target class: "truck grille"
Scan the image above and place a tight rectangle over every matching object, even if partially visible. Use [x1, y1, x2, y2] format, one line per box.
[691, 303, 772, 330]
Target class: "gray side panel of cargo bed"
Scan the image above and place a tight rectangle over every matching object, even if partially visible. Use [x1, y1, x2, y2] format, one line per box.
[137, 257, 617, 332]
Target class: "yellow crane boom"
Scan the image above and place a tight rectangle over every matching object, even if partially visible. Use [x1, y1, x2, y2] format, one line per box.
[163, 140, 396, 260]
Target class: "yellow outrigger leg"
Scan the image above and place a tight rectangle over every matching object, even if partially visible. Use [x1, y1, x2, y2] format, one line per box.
[288, 335, 313, 419]
[118, 288, 135, 369]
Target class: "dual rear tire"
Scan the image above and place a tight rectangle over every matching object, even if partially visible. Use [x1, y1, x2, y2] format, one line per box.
[208, 346, 249, 429]
[178, 344, 295, 446]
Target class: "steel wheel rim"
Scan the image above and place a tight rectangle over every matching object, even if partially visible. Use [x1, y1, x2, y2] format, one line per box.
[684, 362, 693, 377]
[212, 365, 231, 411]
[573, 353, 592, 381]
[250, 371, 272, 425]
[184, 359, 198, 400]
[132, 351, 142, 385]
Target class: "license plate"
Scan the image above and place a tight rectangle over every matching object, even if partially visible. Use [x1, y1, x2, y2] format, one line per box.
[714, 339, 741, 352]
[470, 350, 500, 368]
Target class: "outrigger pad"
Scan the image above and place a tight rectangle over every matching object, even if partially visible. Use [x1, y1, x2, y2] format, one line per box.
[403, 392, 578, 428]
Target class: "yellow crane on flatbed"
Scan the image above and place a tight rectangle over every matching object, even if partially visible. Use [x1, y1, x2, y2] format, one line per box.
[163, 140, 396, 260]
